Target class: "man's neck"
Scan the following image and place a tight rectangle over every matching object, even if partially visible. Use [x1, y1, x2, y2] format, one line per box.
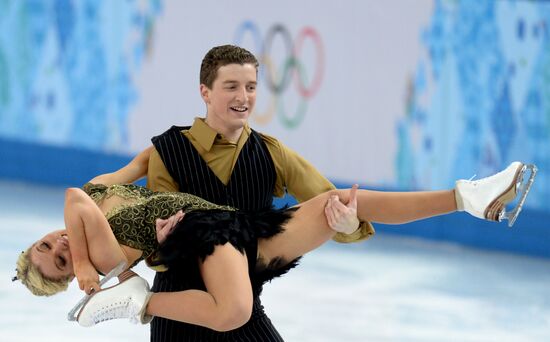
[204, 118, 244, 143]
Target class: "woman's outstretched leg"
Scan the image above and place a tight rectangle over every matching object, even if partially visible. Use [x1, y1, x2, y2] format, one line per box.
[258, 187, 456, 264]
[259, 161, 530, 264]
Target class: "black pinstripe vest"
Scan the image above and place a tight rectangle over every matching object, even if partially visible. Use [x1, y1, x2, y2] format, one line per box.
[149, 126, 284, 341]
[151, 125, 276, 211]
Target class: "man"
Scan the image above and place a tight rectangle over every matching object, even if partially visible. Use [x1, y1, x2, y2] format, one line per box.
[147, 45, 371, 341]
[146, 45, 533, 341]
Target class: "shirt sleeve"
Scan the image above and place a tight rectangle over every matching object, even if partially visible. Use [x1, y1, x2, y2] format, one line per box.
[271, 137, 335, 202]
[261, 133, 374, 243]
[146, 147, 180, 192]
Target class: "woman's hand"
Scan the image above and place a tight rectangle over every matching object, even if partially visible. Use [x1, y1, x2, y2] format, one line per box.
[324, 184, 360, 234]
[74, 261, 101, 295]
[156, 210, 185, 244]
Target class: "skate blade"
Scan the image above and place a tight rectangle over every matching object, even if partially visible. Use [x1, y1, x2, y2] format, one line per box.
[499, 164, 537, 227]
[67, 261, 127, 322]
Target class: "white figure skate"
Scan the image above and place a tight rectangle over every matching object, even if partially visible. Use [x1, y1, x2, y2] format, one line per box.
[67, 261, 127, 322]
[68, 262, 153, 326]
[455, 161, 537, 227]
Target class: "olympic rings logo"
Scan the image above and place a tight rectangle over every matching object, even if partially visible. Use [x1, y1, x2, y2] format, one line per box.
[233, 21, 325, 129]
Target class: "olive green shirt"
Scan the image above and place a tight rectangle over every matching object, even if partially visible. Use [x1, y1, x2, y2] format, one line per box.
[147, 118, 374, 243]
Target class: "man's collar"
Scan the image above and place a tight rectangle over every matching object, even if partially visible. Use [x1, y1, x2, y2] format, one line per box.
[188, 118, 251, 151]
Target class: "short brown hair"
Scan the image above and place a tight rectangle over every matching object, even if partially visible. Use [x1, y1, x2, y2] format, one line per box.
[200, 45, 259, 88]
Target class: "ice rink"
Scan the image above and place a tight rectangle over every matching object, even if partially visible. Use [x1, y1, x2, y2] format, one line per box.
[2, 180, 550, 342]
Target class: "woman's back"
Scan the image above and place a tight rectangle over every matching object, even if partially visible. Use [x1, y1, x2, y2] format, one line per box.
[83, 183, 235, 266]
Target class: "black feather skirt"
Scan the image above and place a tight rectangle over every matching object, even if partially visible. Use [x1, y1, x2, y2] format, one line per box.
[153, 207, 300, 293]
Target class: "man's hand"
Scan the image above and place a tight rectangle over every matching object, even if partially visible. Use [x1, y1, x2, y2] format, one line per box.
[324, 184, 360, 234]
[156, 210, 185, 244]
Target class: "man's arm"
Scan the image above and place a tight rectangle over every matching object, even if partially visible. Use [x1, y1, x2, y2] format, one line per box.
[147, 147, 180, 192]
[263, 134, 374, 243]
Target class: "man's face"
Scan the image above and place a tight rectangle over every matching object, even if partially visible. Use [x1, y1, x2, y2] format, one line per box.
[201, 63, 257, 132]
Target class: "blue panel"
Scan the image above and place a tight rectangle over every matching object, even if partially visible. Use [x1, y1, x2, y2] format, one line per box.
[0, 137, 132, 187]
[1, 139, 548, 258]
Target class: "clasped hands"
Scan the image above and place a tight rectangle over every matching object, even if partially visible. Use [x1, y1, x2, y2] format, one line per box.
[324, 184, 360, 235]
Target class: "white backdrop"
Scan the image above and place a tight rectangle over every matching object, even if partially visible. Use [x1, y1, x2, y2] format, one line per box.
[4, 0, 548, 211]
[129, 0, 433, 185]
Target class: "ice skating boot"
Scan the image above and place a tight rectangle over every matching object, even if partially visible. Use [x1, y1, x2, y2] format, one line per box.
[455, 161, 537, 227]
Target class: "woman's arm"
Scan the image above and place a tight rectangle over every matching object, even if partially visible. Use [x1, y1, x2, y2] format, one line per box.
[89, 146, 154, 186]
[64, 188, 139, 293]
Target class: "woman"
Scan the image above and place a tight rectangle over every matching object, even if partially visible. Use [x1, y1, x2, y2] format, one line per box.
[14, 146, 535, 331]
[15, 146, 361, 331]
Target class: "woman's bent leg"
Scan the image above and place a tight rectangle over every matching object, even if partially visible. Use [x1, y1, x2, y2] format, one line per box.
[146, 243, 253, 332]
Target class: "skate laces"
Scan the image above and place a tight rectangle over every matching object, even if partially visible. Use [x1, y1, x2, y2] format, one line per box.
[467, 169, 503, 186]
[460, 174, 479, 186]
[91, 297, 141, 325]
[472, 165, 511, 185]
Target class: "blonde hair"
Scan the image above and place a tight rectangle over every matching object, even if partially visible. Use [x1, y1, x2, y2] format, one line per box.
[15, 247, 72, 296]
